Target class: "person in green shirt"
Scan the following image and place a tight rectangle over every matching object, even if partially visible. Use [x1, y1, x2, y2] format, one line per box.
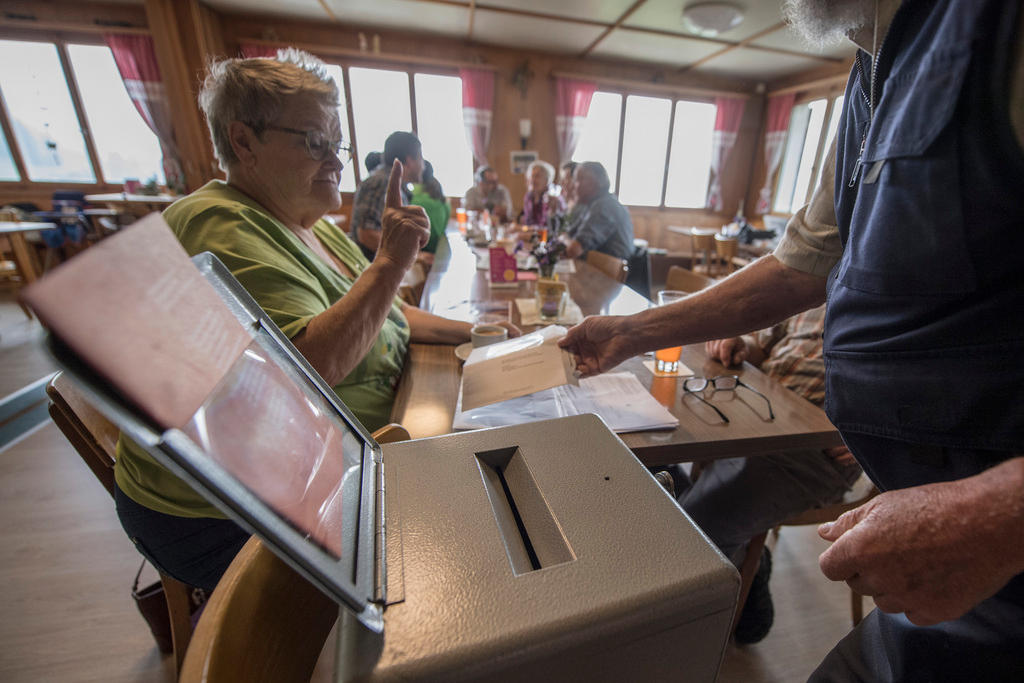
[409, 160, 450, 254]
[114, 49, 517, 591]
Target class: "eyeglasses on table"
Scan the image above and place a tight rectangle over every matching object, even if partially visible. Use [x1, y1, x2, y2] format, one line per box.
[682, 375, 775, 423]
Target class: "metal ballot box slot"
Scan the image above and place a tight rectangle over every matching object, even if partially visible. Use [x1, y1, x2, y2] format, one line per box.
[51, 253, 739, 681]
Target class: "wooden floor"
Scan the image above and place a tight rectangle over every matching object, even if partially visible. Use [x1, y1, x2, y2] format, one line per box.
[0, 291, 872, 682]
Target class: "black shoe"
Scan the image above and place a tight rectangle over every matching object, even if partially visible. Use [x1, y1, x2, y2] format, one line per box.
[735, 547, 774, 645]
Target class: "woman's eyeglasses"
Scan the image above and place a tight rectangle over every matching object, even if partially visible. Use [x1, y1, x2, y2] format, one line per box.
[682, 375, 775, 422]
[265, 125, 353, 163]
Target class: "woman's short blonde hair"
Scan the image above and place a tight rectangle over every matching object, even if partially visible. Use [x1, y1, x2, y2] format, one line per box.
[526, 159, 555, 185]
[199, 48, 339, 170]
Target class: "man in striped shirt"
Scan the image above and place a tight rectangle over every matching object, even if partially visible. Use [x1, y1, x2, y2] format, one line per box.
[677, 304, 861, 643]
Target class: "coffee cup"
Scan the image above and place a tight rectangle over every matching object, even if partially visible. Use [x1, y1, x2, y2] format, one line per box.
[470, 324, 508, 348]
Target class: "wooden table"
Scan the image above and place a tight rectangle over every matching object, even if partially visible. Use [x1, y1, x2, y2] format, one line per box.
[0, 221, 55, 284]
[392, 231, 842, 465]
[84, 193, 177, 215]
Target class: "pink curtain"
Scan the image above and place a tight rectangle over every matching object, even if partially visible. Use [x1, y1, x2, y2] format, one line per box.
[240, 43, 280, 58]
[104, 34, 185, 193]
[459, 68, 495, 167]
[554, 78, 597, 165]
[705, 97, 746, 212]
[755, 93, 796, 214]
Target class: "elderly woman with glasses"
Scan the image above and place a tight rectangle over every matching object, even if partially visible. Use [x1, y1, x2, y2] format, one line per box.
[112, 49, 517, 592]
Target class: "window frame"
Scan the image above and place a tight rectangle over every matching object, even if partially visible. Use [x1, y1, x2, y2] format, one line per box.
[576, 84, 719, 210]
[768, 88, 846, 218]
[318, 56, 476, 197]
[0, 30, 131, 193]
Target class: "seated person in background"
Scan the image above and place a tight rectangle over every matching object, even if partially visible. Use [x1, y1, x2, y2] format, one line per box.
[560, 161, 579, 217]
[364, 150, 382, 174]
[520, 159, 565, 228]
[114, 50, 518, 593]
[676, 304, 861, 644]
[562, 161, 634, 261]
[410, 160, 449, 255]
[351, 131, 423, 260]
[464, 165, 512, 223]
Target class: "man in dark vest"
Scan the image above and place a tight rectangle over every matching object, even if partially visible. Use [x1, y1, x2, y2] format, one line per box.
[560, 0, 1024, 678]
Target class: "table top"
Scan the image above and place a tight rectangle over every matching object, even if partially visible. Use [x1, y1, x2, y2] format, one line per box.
[0, 221, 57, 234]
[391, 230, 842, 465]
[84, 193, 177, 205]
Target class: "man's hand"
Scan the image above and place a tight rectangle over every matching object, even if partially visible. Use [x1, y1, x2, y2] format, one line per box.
[558, 315, 632, 377]
[377, 160, 429, 272]
[705, 336, 748, 366]
[818, 459, 1024, 626]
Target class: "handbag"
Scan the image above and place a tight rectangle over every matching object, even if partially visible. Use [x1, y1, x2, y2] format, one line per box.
[131, 559, 174, 654]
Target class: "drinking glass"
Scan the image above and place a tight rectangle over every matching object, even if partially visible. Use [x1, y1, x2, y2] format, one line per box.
[654, 290, 687, 375]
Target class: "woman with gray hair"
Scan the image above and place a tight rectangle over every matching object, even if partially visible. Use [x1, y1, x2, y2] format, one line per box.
[113, 49, 517, 591]
[520, 159, 565, 227]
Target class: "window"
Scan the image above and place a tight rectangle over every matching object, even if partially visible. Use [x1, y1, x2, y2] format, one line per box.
[573, 90, 718, 208]
[348, 67, 412, 179]
[0, 40, 94, 183]
[414, 73, 474, 197]
[322, 64, 356, 192]
[0, 38, 167, 188]
[573, 91, 623, 190]
[773, 94, 845, 214]
[617, 96, 673, 207]
[66, 44, 165, 185]
[664, 101, 717, 208]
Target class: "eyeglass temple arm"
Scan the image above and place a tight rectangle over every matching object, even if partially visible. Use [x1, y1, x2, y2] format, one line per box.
[737, 379, 775, 419]
[686, 392, 730, 423]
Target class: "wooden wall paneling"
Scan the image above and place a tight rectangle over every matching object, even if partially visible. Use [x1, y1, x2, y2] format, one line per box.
[143, 0, 216, 191]
[0, 0, 148, 34]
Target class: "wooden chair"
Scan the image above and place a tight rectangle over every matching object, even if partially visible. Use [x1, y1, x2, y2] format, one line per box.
[0, 209, 35, 319]
[733, 475, 880, 632]
[713, 234, 739, 276]
[585, 250, 628, 283]
[46, 372, 197, 674]
[181, 423, 410, 683]
[689, 229, 717, 275]
[665, 265, 715, 294]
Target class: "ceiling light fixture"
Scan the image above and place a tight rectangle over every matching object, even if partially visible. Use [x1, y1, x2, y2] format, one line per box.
[682, 2, 745, 37]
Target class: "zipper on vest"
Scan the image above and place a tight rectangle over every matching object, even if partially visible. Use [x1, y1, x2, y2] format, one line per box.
[848, 20, 891, 189]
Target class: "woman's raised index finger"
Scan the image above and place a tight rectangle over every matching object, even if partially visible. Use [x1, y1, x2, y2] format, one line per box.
[385, 159, 404, 209]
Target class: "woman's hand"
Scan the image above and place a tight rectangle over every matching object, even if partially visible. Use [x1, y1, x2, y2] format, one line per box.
[378, 160, 430, 273]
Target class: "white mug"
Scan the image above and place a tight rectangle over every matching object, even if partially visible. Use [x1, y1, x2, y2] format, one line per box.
[470, 324, 508, 348]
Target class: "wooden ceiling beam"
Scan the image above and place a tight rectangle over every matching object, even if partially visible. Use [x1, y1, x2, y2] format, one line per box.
[579, 0, 648, 58]
[678, 21, 788, 72]
[316, 0, 339, 22]
[467, 0, 476, 41]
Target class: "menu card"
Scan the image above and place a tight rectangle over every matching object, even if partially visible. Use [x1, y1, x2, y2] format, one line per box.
[488, 246, 518, 287]
[20, 214, 253, 428]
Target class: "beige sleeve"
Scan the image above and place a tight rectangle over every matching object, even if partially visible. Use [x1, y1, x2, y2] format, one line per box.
[772, 139, 844, 277]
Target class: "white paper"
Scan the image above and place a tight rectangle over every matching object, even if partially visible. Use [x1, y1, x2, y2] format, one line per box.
[460, 326, 578, 411]
[454, 371, 679, 433]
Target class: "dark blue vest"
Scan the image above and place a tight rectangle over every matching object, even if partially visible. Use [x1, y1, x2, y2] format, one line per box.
[827, 0, 1024, 490]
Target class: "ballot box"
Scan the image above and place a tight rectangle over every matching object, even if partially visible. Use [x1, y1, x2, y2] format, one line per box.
[25, 216, 738, 682]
